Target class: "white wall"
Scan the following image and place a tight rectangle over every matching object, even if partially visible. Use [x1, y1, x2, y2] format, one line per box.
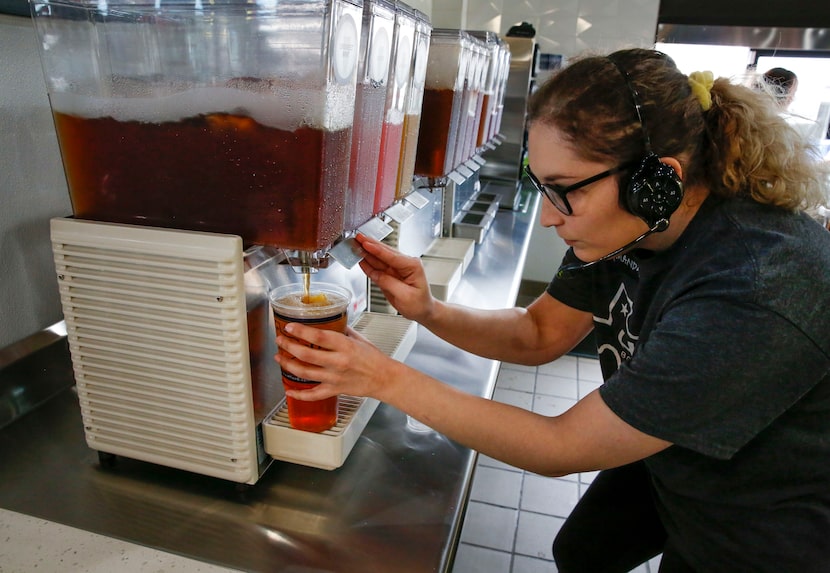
[0, 14, 72, 349]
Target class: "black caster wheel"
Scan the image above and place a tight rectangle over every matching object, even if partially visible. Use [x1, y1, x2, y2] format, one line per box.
[98, 451, 117, 468]
[234, 482, 252, 502]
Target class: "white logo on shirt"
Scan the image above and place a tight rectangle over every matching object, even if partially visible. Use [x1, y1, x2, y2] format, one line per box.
[594, 283, 638, 368]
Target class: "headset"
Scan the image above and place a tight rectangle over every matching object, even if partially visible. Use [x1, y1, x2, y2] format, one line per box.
[556, 55, 683, 279]
[608, 54, 683, 228]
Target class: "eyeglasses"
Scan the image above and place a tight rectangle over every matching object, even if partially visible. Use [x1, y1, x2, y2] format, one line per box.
[524, 161, 636, 215]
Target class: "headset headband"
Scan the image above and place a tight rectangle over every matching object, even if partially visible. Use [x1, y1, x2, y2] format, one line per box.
[606, 54, 653, 155]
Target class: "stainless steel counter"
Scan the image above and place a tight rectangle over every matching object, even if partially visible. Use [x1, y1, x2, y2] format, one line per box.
[0, 192, 539, 573]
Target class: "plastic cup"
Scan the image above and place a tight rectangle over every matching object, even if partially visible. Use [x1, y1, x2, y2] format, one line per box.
[270, 282, 352, 432]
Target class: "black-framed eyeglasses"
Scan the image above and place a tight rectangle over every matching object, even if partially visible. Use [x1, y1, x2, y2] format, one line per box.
[524, 161, 636, 215]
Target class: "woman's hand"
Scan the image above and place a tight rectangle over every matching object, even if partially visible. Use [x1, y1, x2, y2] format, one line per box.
[274, 322, 397, 402]
[356, 234, 437, 324]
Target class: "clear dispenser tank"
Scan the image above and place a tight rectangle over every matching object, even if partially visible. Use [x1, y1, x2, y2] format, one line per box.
[472, 31, 500, 149]
[457, 37, 487, 165]
[372, 3, 417, 215]
[393, 9, 431, 201]
[343, 0, 395, 231]
[31, 0, 363, 255]
[414, 29, 471, 179]
[490, 38, 512, 141]
[451, 36, 476, 168]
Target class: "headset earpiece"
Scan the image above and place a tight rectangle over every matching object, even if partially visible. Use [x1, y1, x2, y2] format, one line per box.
[624, 153, 683, 227]
[607, 55, 684, 228]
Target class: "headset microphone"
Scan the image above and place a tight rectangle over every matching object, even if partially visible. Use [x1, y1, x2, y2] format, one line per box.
[556, 218, 669, 279]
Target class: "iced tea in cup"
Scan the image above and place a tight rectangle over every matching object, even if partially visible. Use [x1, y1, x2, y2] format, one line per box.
[269, 282, 352, 432]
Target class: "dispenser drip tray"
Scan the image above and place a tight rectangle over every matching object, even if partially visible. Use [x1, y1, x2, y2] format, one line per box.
[453, 212, 495, 243]
[461, 212, 485, 225]
[423, 237, 475, 273]
[262, 312, 417, 470]
[421, 257, 463, 301]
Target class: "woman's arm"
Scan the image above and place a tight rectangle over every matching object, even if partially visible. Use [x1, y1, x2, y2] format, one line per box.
[358, 235, 594, 365]
[274, 324, 671, 476]
[430, 293, 595, 365]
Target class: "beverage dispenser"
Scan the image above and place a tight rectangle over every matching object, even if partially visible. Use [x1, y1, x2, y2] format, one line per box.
[490, 39, 512, 144]
[393, 10, 432, 201]
[33, 0, 363, 273]
[32, 0, 420, 484]
[414, 29, 471, 180]
[451, 36, 477, 169]
[343, 0, 395, 232]
[471, 31, 499, 150]
[372, 3, 417, 216]
[461, 37, 488, 164]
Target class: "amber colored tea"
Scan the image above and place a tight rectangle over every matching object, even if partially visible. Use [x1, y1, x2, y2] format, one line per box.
[415, 88, 459, 178]
[476, 93, 492, 148]
[395, 112, 423, 200]
[270, 284, 351, 433]
[52, 110, 351, 250]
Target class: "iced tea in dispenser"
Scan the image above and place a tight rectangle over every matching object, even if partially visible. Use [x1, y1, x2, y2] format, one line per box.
[414, 29, 471, 179]
[32, 0, 363, 252]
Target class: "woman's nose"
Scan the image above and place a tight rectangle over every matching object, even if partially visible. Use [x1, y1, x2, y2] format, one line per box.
[538, 197, 565, 228]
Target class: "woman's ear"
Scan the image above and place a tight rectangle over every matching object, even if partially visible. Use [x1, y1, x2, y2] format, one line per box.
[659, 156, 683, 180]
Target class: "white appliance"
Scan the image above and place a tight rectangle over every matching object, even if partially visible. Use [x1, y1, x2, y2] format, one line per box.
[51, 218, 416, 484]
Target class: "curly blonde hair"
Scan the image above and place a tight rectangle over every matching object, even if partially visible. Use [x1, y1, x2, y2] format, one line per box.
[527, 48, 828, 211]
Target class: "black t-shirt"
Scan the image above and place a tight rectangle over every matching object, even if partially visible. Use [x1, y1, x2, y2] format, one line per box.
[547, 196, 830, 572]
[550, 247, 641, 380]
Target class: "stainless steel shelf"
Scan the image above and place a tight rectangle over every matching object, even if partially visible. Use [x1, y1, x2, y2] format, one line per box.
[0, 193, 539, 573]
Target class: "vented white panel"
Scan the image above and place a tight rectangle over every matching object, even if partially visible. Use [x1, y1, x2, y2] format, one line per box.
[51, 218, 260, 484]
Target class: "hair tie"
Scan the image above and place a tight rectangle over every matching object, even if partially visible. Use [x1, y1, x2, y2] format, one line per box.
[688, 70, 714, 111]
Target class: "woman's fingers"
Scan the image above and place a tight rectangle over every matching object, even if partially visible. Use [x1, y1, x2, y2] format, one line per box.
[275, 325, 334, 378]
[357, 235, 416, 276]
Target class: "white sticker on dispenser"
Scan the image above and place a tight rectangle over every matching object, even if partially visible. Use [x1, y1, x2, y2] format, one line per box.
[395, 34, 413, 88]
[413, 39, 428, 87]
[332, 13, 359, 84]
[369, 27, 391, 85]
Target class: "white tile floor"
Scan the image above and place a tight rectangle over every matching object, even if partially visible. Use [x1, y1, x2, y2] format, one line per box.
[451, 354, 663, 573]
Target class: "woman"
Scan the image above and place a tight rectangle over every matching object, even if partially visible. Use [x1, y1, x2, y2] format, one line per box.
[275, 49, 830, 572]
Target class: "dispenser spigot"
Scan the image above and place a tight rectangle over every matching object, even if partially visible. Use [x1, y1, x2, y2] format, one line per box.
[283, 248, 332, 274]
